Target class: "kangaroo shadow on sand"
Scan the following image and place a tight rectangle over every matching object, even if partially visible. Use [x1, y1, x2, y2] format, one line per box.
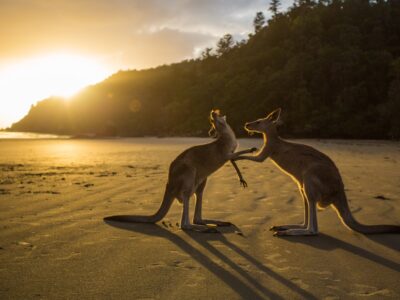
[364, 234, 400, 252]
[104, 219, 317, 300]
[282, 233, 400, 273]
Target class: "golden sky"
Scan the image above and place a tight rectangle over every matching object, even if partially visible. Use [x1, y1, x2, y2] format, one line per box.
[0, 0, 290, 128]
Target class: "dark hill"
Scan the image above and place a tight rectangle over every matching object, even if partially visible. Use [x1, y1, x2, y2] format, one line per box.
[10, 0, 400, 139]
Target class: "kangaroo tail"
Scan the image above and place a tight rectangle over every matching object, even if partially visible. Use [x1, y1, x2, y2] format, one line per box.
[332, 197, 400, 234]
[104, 183, 174, 223]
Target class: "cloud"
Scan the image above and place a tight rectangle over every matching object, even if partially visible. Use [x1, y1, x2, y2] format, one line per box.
[0, 0, 295, 127]
[119, 28, 216, 69]
[0, 0, 293, 70]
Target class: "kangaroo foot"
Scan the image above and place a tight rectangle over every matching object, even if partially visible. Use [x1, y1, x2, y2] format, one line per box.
[273, 228, 318, 236]
[194, 219, 232, 227]
[270, 224, 306, 231]
[181, 224, 219, 233]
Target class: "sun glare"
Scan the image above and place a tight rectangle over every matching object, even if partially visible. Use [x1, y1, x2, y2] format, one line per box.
[0, 53, 110, 128]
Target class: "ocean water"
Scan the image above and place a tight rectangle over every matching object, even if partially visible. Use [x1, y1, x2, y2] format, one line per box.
[0, 131, 70, 139]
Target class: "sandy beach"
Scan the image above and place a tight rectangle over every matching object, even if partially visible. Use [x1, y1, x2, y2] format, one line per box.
[0, 137, 399, 299]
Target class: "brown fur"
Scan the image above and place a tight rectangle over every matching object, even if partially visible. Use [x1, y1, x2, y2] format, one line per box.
[105, 110, 255, 232]
[234, 108, 400, 235]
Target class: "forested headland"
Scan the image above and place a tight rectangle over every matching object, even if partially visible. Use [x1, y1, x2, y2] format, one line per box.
[9, 0, 400, 139]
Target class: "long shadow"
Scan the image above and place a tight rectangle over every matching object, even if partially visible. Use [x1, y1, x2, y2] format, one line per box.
[282, 233, 400, 273]
[104, 220, 274, 299]
[182, 231, 284, 299]
[364, 234, 400, 252]
[184, 231, 318, 300]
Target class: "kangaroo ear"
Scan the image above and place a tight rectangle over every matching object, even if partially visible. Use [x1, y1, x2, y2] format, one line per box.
[210, 108, 221, 120]
[210, 110, 214, 120]
[267, 108, 281, 123]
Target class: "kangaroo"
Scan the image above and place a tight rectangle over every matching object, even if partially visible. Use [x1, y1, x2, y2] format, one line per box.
[105, 109, 256, 232]
[234, 108, 400, 236]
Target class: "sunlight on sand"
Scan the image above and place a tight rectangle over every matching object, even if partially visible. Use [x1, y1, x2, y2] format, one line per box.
[0, 138, 399, 299]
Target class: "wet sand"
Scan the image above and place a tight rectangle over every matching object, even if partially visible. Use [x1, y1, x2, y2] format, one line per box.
[0, 138, 399, 299]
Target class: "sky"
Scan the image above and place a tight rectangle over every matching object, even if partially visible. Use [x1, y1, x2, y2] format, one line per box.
[0, 0, 292, 128]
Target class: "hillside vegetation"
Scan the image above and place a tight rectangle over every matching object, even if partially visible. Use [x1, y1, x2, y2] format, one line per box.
[10, 0, 400, 139]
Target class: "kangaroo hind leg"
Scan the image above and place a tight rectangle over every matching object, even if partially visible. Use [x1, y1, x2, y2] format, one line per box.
[177, 175, 218, 233]
[180, 192, 218, 233]
[193, 179, 231, 227]
[273, 179, 319, 236]
[270, 188, 309, 231]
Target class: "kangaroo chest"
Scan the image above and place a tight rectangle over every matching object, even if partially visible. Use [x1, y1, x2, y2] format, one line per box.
[270, 152, 304, 184]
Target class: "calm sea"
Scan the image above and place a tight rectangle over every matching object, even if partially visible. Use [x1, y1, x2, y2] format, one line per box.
[0, 131, 70, 139]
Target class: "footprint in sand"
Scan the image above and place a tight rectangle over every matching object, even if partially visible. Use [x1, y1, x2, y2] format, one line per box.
[185, 282, 199, 287]
[306, 270, 333, 280]
[185, 274, 206, 287]
[17, 241, 36, 250]
[171, 260, 184, 267]
[171, 259, 198, 271]
[266, 264, 300, 272]
[265, 253, 288, 263]
[286, 196, 296, 204]
[169, 250, 190, 258]
[253, 195, 267, 202]
[290, 278, 310, 289]
[327, 283, 393, 298]
[349, 284, 393, 297]
[141, 262, 167, 269]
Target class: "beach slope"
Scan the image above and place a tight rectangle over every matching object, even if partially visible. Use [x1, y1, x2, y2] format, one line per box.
[0, 138, 399, 299]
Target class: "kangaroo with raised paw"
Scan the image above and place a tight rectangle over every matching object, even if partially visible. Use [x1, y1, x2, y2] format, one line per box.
[105, 109, 256, 233]
[234, 108, 400, 236]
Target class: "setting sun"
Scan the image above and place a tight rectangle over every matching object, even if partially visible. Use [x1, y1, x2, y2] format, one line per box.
[0, 53, 110, 128]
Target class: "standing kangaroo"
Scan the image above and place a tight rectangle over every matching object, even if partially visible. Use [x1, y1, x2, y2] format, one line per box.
[234, 108, 400, 236]
[105, 110, 255, 232]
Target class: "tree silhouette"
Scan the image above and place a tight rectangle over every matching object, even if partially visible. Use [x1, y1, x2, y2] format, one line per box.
[10, 0, 400, 139]
[216, 34, 234, 57]
[297, 0, 316, 6]
[269, 0, 281, 16]
[201, 47, 214, 60]
[253, 12, 266, 33]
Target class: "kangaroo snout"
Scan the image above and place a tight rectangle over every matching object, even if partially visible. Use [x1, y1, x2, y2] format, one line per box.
[244, 122, 256, 136]
[244, 122, 255, 130]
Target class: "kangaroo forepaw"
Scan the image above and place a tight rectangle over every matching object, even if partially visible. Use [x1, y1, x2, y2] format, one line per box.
[240, 179, 248, 188]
